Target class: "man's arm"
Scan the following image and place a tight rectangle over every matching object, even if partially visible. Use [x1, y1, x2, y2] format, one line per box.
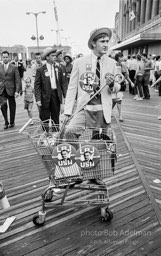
[32, 64, 37, 78]
[59, 65, 67, 98]
[14, 66, 21, 96]
[64, 59, 79, 116]
[112, 62, 121, 92]
[122, 64, 134, 87]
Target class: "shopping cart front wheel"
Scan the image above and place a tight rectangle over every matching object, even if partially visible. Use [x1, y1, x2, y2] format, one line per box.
[33, 210, 46, 226]
[101, 207, 113, 222]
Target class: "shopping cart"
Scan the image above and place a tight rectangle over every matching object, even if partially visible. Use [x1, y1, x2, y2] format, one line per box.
[19, 73, 123, 226]
[19, 118, 117, 226]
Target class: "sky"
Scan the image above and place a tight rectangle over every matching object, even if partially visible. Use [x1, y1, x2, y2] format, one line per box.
[0, 0, 119, 55]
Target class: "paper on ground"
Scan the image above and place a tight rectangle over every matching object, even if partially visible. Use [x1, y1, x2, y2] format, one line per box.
[0, 216, 16, 233]
[153, 179, 161, 184]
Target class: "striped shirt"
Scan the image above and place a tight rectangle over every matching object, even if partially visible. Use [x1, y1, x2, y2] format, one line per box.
[24, 86, 34, 102]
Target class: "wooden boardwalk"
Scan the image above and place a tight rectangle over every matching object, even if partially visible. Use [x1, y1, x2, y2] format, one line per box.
[0, 77, 161, 255]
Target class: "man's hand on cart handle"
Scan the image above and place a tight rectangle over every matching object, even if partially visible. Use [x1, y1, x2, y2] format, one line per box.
[105, 73, 114, 91]
[36, 101, 42, 107]
[15, 92, 19, 98]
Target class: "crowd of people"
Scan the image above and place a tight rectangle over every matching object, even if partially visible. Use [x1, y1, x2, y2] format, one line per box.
[0, 28, 161, 132]
[109, 52, 161, 120]
[0, 27, 161, 186]
[0, 48, 75, 129]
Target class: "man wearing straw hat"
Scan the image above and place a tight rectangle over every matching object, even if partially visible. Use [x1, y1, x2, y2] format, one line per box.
[63, 27, 121, 184]
[64, 28, 120, 126]
[34, 47, 67, 130]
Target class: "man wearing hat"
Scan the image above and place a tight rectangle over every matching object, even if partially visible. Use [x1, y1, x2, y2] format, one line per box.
[56, 49, 64, 64]
[63, 27, 121, 185]
[55, 49, 66, 72]
[64, 53, 73, 85]
[34, 47, 67, 129]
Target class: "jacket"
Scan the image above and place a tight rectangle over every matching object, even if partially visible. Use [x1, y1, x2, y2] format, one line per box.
[11, 61, 26, 78]
[64, 53, 120, 124]
[0, 63, 21, 96]
[34, 63, 67, 108]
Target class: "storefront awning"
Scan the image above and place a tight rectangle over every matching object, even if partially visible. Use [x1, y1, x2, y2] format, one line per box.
[110, 33, 161, 51]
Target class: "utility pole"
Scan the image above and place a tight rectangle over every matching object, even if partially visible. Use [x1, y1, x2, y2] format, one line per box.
[53, 0, 63, 46]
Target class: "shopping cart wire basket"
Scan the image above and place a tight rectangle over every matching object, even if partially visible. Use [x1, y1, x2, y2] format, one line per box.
[19, 118, 117, 225]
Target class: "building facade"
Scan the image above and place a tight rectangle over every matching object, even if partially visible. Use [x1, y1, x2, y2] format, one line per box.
[111, 0, 161, 56]
[0, 45, 27, 61]
[0, 45, 72, 62]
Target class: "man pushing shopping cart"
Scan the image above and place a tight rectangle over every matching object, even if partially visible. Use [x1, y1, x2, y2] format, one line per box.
[19, 27, 123, 226]
[62, 27, 121, 185]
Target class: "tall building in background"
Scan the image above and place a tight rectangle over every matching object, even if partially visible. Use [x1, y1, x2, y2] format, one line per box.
[111, 0, 161, 56]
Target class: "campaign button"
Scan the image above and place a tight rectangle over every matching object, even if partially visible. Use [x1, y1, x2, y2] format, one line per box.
[52, 143, 76, 167]
[79, 72, 99, 93]
[75, 145, 100, 169]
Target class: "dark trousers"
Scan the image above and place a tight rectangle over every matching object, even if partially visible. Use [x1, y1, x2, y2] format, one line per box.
[40, 89, 60, 131]
[0, 89, 16, 125]
[158, 81, 161, 96]
[129, 70, 136, 94]
[142, 73, 150, 98]
[134, 75, 143, 98]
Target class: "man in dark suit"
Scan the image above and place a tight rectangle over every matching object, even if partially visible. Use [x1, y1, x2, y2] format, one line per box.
[0, 51, 21, 129]
[11, 55, 26, 79]
[11, 55, 26, 94]
[34, 47, 67, 130]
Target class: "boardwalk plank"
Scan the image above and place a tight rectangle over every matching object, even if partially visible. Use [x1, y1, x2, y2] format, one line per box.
[0, 83, 161, 255]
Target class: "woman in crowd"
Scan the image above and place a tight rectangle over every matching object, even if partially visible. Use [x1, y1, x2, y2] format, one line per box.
[112, 53, 134, 122]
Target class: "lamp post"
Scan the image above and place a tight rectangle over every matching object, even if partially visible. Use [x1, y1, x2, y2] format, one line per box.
[26, 11, 46, 52]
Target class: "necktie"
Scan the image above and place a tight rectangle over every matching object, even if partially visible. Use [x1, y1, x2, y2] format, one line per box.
[94, 57, 101, 97]
[4, 64, 7, 72]
[96, 57, 101, 86]
[50, 65, 53, 78]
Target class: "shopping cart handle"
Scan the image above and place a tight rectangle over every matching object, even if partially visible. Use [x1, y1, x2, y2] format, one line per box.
[19, 119, 33, 134]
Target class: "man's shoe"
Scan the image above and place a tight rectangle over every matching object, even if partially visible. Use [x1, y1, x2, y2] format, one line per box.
[9, 124, 15, 128]
[89, 178, 105, 185]
[4, 124, 8, 129]
[136, 97, 143, 101]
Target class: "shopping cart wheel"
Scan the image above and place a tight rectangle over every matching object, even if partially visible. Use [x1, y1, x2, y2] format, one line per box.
[101, 207, 113, 222]
[33, 215, 45, 226]
[43, 188, 53, 202]
[105, 208, 113, 221]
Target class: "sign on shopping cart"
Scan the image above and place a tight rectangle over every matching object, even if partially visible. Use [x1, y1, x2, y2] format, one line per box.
[52, 143, 76, 167]
[75, 145, 100, 169]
